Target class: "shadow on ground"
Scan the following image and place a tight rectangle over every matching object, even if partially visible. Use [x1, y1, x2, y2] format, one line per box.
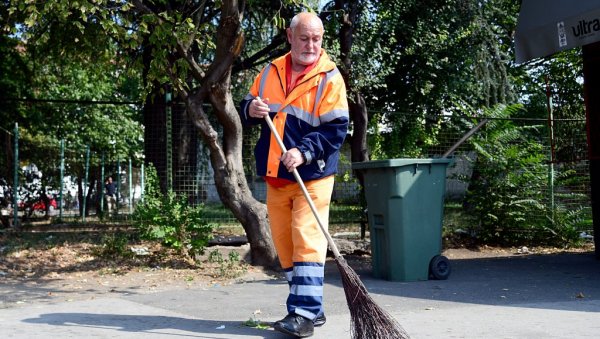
[324, 251, 600, 312]
[22, 313, 290, 338]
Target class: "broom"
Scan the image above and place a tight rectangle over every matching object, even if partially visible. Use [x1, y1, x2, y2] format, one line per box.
[263, 112, 410, 339]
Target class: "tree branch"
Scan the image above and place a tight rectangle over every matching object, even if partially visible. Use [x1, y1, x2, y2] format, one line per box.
[233, 33, 287, 73]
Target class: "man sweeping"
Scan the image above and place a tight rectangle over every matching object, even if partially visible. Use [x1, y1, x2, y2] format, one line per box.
[239, 11, 349, 338]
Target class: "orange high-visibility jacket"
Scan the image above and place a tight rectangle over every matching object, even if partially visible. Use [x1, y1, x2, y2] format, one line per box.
[239, 51, 349, 182]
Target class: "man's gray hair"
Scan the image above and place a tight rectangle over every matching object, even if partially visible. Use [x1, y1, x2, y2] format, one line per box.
[289, 12, 323, 32]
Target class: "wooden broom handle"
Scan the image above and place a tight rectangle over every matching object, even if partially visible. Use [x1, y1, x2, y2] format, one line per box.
[263, 113, 342, 259]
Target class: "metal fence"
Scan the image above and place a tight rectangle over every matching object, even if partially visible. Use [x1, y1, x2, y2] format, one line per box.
[1, 106, 593, 238]
[141, 100, 592, 238]
[0, 124, 144, 227]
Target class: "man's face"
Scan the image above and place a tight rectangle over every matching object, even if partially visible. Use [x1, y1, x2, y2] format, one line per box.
[287, 19, 323, 68]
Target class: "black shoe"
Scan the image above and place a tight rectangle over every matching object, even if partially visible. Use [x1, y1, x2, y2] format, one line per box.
[313, 314, 326, 327]
[274, 314, 314, 338]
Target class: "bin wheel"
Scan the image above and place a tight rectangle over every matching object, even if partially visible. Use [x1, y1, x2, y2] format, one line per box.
[429, 255, 451, 280]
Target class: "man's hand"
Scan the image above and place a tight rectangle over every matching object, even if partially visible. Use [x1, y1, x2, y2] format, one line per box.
[280, 148, 304, 172]
[249, 97, 270, 118]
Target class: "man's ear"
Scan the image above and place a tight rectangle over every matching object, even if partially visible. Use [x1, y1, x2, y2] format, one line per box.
[286, 27, 292, 43]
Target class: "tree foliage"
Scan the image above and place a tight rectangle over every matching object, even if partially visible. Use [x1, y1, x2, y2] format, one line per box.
[2, 1, 144, 165]
[324, 0, 520, 159]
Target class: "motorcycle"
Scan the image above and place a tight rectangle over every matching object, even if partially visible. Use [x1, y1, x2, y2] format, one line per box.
[18, 193, 58, 218]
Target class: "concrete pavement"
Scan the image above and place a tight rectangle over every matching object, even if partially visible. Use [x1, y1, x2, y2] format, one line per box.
[2, 251, 600, 338]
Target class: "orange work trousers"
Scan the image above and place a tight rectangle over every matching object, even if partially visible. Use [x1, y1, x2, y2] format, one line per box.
[266, 175, 334, 268]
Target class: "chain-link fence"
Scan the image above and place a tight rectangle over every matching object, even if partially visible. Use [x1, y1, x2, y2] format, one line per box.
[0, 124, 144, 228]
[424, 112, 591, 240]
[2, 103, 593, 242]
[142, 99, 592, 241]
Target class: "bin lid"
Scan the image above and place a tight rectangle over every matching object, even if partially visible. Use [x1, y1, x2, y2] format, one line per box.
[351, 158, 452, 170]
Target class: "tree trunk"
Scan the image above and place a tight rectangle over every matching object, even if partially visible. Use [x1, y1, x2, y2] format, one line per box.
[349, 93, 369, 181]
[336, 0, 370, 172]
[183, 89, 277, 268]
[181, 1, 278, 268]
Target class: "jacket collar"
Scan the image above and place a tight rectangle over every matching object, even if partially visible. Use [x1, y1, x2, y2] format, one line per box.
[270, 50, 335, 106]
[271, 50, 335, 82]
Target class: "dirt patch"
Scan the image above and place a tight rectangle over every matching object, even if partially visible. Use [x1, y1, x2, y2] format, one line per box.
[0, 233, 278, 309]
[443, 243, 594, 259]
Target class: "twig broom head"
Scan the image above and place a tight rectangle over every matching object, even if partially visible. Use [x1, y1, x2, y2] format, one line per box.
[335, 256, 410, 339]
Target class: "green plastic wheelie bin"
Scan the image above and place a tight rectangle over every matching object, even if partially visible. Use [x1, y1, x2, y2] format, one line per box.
[352, 158, 452, 282]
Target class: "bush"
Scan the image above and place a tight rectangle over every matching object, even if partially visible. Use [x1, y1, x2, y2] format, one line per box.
[464, 104, 582, 246]
[93, 232, 133, 259]
[132, 165, 214, 260]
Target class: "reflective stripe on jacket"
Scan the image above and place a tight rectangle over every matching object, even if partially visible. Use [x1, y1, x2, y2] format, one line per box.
[239, 51, 349, 182]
